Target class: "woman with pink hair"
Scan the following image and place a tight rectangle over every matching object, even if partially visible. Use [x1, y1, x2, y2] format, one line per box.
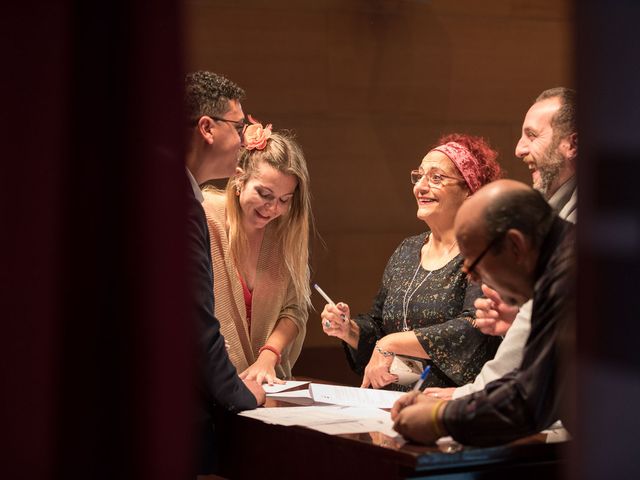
[320, 133, 503, 391]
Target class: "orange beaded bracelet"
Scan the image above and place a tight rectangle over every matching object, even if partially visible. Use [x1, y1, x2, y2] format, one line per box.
[258, 345, 282, 364]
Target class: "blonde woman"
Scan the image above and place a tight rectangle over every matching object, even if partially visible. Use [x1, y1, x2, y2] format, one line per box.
[202, 122, 312, 385]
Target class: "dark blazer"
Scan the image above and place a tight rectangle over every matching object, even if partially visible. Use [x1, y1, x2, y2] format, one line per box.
[443, 217, 575, 445]
[186, 181, 256, 472]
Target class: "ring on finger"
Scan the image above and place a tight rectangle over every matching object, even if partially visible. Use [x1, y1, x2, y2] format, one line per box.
[323, 320, 331, 328]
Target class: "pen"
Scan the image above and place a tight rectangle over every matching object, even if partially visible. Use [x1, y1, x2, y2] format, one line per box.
[313, 283, 335, 306]
[314, 283, 345, 328]
[412, 365, 431, 392]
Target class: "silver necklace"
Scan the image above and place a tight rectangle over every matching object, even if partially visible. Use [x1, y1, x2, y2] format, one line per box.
[401, 235, 457, 332]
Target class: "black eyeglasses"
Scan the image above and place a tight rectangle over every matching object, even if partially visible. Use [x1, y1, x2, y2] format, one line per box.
[209, 115, 249, 138]
[463, 231, 506, 280]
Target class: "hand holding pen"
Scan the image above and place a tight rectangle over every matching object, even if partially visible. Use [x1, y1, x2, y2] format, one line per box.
[314, 284, 352, 342]
[412, 365, 431, 392]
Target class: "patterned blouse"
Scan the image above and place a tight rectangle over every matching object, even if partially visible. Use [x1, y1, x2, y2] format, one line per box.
[344, 233, 501, 389]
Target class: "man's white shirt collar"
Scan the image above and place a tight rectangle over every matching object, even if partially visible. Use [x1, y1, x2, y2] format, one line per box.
[185, 167, 204, 203]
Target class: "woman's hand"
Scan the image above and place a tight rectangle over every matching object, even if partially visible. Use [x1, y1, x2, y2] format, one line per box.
[320, 302, 351, 341]
[361, 342, 398, 389]
[423, 387, 455, 401]
[239, 350, 285, 386]
[474, 284, 519, 336]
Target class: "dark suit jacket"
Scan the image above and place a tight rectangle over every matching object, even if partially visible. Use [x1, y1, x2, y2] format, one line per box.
[443, 217, 575, 445]
[186, 181, 256, 472]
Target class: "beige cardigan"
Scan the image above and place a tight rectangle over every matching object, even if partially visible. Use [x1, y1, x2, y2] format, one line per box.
[202, 191, 307, 380]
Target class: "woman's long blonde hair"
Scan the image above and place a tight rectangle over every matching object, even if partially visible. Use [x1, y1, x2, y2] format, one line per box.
[226, 131, 313, 309]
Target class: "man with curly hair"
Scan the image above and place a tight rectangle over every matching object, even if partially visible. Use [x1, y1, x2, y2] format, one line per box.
[185, 71, 250, 183]
[184, 71, 264, 475]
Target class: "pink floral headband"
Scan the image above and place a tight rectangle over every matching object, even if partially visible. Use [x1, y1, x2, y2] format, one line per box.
[430, 141, 482, 193]
[243, 114, 272, 150]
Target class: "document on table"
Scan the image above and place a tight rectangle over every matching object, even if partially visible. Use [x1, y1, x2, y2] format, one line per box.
[239, 405, 374, 426]
[311, 420, 400, 438]
[263, 380, 310, 394]
[308, 383, 404, 409]
[306, 407, 400, 437]
[267, 390, 312, 399]
[239, 405, 401, 438]
[266, 389, 314, 406]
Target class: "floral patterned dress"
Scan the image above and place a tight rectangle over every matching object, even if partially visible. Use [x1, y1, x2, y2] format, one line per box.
[344, 232, 501, 389]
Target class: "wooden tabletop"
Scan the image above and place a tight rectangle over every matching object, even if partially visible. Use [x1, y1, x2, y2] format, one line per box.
[214, 379, 566, 479]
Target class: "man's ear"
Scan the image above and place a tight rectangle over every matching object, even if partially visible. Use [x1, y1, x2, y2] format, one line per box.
[505, 229, 529, 265]
[197, 116, 215, 144]
[560, 133, 578, 162]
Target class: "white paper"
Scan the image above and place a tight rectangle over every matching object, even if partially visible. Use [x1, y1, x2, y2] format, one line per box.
[262, 380, 310, 394]
[308, 421, 405, 446]
[544, 427, 571, 443]
[267, 390, 312, 399]
[266, 389, 314, 406]
[308, 412, 399, 437]
[308, 383, 404, 409]
[239, 405, 382, 425]
[310, 419, 394, 435]
[239, 405, 365, 426]
[542, 421, 571, 443]
[239, 404, 405, 439]
[335, 406, 390, 419]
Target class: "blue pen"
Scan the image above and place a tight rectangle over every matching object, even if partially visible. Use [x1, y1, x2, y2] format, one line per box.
[412, 365, 431, 392]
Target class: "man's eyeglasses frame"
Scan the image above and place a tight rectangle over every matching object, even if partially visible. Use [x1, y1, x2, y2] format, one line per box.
[463, 231, 506, 280]
[208, 115, 249, 139]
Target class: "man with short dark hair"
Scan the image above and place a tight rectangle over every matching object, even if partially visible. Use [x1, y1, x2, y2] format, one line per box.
[185, 71, 250, 184]
[184, 71, 264, 474]
[391, 179, 575, 446]
[517, 87, 577, 204]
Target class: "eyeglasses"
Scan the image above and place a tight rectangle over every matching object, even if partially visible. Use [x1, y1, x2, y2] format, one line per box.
[208, 115, 250, 139]
[410, 170, 464, 188]
[463, 231, 506, 281]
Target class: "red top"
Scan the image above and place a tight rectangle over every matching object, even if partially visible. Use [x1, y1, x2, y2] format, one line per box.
[238, 274, 252, 334]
